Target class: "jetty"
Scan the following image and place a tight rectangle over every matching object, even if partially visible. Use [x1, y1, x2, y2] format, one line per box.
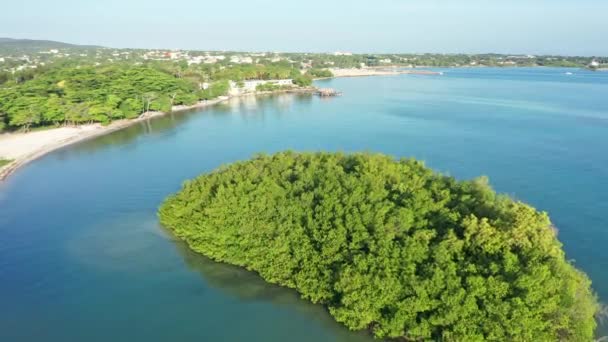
[316, 88, 342, 97]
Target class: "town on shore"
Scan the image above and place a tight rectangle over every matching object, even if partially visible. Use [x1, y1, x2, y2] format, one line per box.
[1, 38, 606, 180]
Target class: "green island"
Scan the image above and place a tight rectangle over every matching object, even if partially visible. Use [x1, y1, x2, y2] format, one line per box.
[159, 152, 598, 341]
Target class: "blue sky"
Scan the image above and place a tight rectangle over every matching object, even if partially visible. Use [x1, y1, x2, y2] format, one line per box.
[2, 0, 606, 55]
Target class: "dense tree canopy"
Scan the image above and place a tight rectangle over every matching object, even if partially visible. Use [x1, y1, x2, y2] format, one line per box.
[306, 68, 334, 78]
[159, 152, 598, 341]
[0, 64, 207, 131]
[0, 61, 307, 132]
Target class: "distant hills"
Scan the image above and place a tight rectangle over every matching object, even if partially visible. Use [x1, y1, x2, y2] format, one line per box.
[0, 38, 101, 53]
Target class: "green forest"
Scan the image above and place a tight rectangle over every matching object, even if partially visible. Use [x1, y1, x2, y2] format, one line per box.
[0, 62, 314, 132]
[159, 152, 598, 341]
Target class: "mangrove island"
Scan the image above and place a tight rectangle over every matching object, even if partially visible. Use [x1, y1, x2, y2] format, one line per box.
[159, 151, 598, 341]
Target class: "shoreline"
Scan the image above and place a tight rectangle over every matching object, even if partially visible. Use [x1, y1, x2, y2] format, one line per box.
[0, 64, 553, 182]
[327, 67, 442, 78]
[0, 87, 316, 182]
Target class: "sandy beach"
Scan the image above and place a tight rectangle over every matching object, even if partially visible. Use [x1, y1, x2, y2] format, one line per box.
[0, 88, 318, 182]
[0, 75, 423, 182]
[0, 97, 230, 181]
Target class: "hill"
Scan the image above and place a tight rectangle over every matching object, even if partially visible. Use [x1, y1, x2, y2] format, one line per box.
[0, 38, 101, 53]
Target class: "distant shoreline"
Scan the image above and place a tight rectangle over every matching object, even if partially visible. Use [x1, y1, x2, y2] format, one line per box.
[0, 65, 457, 182]
[1, 64, 583, 182]
[329, 68, 442, 78]
[0, 87, 316, 182]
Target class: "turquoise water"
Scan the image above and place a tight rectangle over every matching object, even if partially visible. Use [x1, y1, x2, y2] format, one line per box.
[1, 68, 607, 340]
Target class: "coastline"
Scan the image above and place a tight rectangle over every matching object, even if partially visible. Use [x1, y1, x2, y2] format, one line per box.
[0, 65, 492, 182]
[328, 67, 442, 78]
[0, 66, 452, 183]
[0, 66, 448, 183]
[0, 88, 315, 182]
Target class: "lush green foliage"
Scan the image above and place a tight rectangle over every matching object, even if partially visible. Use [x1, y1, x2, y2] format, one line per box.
[255, 83, 293, 92]
[0, 64, 216, 131]
[291, 73, 313, 87]
[306, 68, 334, 78]
[0, 59, 317, 132]
[211, 62, 297, 81]
[159, 152, 598, 341]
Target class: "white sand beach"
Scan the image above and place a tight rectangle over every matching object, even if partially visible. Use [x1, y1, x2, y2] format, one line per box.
[0, 97, 229, 181]
[0, 90, 316, 181]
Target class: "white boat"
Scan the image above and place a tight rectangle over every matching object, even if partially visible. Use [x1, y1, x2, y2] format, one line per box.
[565, 72, 573, 75]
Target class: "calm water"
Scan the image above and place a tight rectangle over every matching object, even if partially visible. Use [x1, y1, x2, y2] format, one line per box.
[1, 68, 607, 340]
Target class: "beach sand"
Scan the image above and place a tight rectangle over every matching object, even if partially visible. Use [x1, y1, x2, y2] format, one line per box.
[0, 97, 229, 181]
[0, 77, 424, 181]
[0, 89, 316, 182]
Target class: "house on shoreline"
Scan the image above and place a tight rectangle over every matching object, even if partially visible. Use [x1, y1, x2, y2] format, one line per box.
[228, 79, 294, 95]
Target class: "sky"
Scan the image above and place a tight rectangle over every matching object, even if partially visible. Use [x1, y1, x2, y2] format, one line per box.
[1, 0, 607, 55]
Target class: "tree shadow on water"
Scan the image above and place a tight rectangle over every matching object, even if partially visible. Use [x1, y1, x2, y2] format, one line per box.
[161, 225, 376, 342]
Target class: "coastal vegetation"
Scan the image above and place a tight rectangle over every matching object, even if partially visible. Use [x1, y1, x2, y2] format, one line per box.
[2, 38, 606, 133]
[0, 62, 306, 132]
[255, 83, 291, 92]
[306, 68, 334, 78]
[159, 152, 598, 341]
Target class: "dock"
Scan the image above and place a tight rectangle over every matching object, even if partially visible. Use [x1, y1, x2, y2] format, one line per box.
[316, 88, 342, 97]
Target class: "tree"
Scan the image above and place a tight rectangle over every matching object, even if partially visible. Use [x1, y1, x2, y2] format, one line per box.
[43, 94, 66, 125]
[8, 97, 45, 131]
[119, 98, 141, 119]
[65, 102, 90, 125]
[141, 92, 158, 113]
[0, 114, 7, 132]
[150, 95, 172, 113]
[306, 68, 333, 78]
[105, 95, 124, 120]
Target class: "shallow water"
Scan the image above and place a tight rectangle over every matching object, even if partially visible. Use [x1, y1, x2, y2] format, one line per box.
[1, 67, 607, 340]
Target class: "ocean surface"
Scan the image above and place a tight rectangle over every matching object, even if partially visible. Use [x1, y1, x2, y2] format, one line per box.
[1, 68, 607, 341]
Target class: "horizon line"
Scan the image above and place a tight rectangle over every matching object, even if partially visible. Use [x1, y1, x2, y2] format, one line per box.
[2, 36, 606, 58]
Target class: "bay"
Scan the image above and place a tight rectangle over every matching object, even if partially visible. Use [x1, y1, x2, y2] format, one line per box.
[1, 67, 607, 340]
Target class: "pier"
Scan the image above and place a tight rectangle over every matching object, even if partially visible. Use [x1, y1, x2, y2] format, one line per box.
[316, 88, 342, 97]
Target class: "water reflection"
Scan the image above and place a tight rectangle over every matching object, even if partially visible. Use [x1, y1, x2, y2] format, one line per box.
[68, 210, 375, 341]
[67, 213, 173, 273]
[60, 93, 315, 158]
[218, 93, 313, 117]
[162, 225, 376, 342]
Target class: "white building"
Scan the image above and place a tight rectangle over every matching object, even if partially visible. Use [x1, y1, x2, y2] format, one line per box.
[188, 56, 205, 65]
[229, 79, 294, 95]
[230, 56, 254, 64]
